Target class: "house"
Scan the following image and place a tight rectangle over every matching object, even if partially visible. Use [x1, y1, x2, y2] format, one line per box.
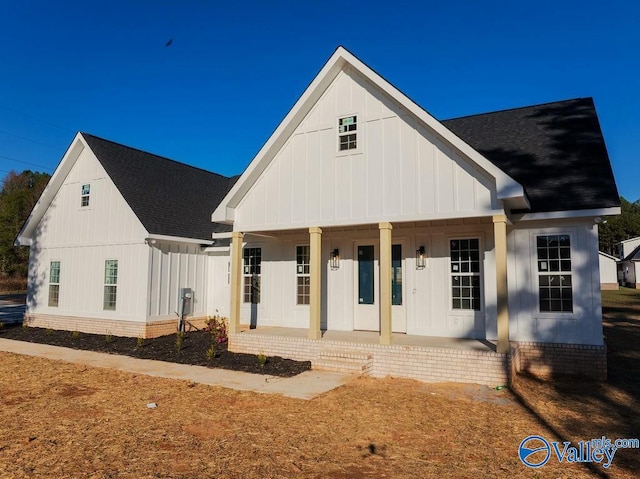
[211, 47, 619, 383]
[16, 133, 235, 338]
[617, 237, 640, 288]
[18, 47, 620, 385]
[598, 251, 619, 290]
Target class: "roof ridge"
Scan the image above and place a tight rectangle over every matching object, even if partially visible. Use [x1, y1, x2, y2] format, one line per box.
[442, 97, 593, 122]
[80, 132, 232, 180]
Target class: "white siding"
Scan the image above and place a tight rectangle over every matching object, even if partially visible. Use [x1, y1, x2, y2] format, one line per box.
[598, 253, 618, 286]
[26, 147, 150, 322]
[507, 219, 604, 345]
[235, 67, 498, 231]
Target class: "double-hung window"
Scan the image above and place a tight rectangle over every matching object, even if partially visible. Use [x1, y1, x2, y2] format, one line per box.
[103, 260, 118, 310]
[537, 234, 573, 312]
[296, 246, 310, 305]
[243, 248, 261, 304]
[81, 184, 90, 207]
[450, 238, 481, 310]
[48, 261, 60, 307]
[338, 115, 357, 151]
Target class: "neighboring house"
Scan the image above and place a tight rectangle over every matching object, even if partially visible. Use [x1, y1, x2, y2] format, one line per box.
[18, 47, 620, 385]
[212, 47, 619, 383]
[617, 237, 640, 288]
[598, 251, 619, 290]
[16, 133, 234, 338]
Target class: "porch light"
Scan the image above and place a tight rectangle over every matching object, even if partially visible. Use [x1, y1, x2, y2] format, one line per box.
[330, 249, 340, 270]
[416, 246, 426, 270]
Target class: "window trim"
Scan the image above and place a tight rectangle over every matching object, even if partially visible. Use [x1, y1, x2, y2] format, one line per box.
[243, 247, 261, 304]
[81, 183, 91, 208]
[103, 259, 118, 311]
[536, 233, 574, 314]
[48, 261, 61, 307]
[295, 245, 310, 306]
[336, 113, 362, 155]
[449, 236, 483, 312]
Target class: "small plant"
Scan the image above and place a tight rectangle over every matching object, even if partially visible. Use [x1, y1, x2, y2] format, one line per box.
[204, 315, 228, 360]
[175, 331, 185, 353]
[22, 321, 28, 330]
[0, 322, 4, 331]
[104, 331, 113, 343]
[136, 336, 145, 348]
[46, 328, 53, 336]
[257, 351, 268, 368]
[71, 330, 79, 339]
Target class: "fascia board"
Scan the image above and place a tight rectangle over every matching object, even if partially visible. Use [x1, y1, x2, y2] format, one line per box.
[14, 133, 85, 246]
[512, 207, 621, 222]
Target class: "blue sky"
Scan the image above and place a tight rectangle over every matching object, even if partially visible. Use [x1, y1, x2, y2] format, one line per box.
[1, 1, 638, 200]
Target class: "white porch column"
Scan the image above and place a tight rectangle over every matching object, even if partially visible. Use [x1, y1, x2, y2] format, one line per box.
[379, 222, 393, 345]
[229, 231, 244, 335]
[493, 215, 510, 354]
[309, 227, 322, 340]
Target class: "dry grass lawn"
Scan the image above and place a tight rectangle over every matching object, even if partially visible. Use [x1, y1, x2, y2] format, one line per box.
[0, 289, 639, 478]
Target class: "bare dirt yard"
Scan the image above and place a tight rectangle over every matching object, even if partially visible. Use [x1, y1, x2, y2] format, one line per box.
[0, 289, 639, 478]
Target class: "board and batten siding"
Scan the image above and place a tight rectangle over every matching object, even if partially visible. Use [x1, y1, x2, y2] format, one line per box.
[507, 219, 604, 345]
[234, 67, 499, 232]
[26, 146, 150, 321]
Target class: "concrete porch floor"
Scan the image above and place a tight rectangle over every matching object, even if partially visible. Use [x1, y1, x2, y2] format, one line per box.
[239, 326, 498, 353]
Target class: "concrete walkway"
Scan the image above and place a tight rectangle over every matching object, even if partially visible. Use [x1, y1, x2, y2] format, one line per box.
[0, 338, 351, 400]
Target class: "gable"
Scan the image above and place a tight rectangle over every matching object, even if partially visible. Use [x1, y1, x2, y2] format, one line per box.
[33, 144, 148, 247]
[234, 67, 500, 231]
[212, 46, 526, 229]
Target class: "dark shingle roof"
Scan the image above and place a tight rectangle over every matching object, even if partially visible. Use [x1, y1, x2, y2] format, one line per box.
[82, 133, 233, 241]
[442, 98, 620, 213]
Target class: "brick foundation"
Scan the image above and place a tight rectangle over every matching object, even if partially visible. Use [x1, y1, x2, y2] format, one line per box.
[511, 341, 607, 381]
[230, 332, 608, 385]
[23, 313, 209, 339]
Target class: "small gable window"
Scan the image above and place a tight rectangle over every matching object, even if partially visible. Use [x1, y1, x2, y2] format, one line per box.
[338, 115, 357, 151]
[81, 184, 91, 207]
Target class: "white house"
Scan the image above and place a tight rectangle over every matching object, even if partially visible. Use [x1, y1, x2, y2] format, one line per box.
[17, 47, 620, 384]
[616, 237, 640, 288]
[598, 251, 619, 290]
[16, 133, 234, 338]
[212, 47, 619, 383]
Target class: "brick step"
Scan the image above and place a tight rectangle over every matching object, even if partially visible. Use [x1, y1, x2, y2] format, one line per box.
[319, 349, 372, 361]
[313, 359, 371, 374]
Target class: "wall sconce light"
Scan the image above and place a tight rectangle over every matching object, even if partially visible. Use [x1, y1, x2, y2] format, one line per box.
[330, 249, 340, 270]
[416, 246, 426, 270]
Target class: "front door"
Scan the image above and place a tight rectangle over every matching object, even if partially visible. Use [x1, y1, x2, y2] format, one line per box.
[354, 244, 379, 330]
[391, 243, 407, 333]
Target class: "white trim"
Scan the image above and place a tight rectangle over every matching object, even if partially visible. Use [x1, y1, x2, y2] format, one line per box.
[512, 207, 621, 222]
[619, 236, 640, 244]
[598, 251, 619, 262]
[202, 246, 230, 253]
[211, 231, 233, 239]
[211, 47, 527, 224]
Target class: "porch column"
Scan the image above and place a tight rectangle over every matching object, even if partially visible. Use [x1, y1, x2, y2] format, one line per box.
[309, 227, 322, 340]
[493, 215, 510, 354]
[229, 231, 244, 335]
[379, 222, 393, 345]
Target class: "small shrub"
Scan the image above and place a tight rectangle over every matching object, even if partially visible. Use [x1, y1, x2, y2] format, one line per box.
[105, 331, 113, 343]
[46, 328, 53, 336]
[175, 331, 185, 353]
[257, 351, 268, 368]
[204, 315, 228, 359]
[71, 330, 79, 339]
[21, 321, 28, 330]
[0, 322, 4, 330]
[136, 336, 144, 348]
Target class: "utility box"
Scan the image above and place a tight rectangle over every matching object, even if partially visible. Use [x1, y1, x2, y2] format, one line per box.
[180, 288, 193, 317]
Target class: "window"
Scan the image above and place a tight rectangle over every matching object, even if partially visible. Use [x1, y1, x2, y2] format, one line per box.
[48, 261, 60, 307]
[296, 246, 310, 305]
[103, 259, 118, 310]
[537, 234, 573, 312]
[243, 248, 261, 304]
[338, 115, 357, 151]
[392, 244, 402, 306]
[450, 239, 481, 310]
[81, 184, 90, 207]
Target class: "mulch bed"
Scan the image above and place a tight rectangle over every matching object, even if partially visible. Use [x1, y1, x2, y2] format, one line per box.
[0, 324, 311, 377]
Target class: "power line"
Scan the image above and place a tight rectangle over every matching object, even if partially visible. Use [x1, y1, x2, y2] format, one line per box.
[0, 154, 53, 171]
[0, 105, 74, 134]
[0, 129, 65, 151]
